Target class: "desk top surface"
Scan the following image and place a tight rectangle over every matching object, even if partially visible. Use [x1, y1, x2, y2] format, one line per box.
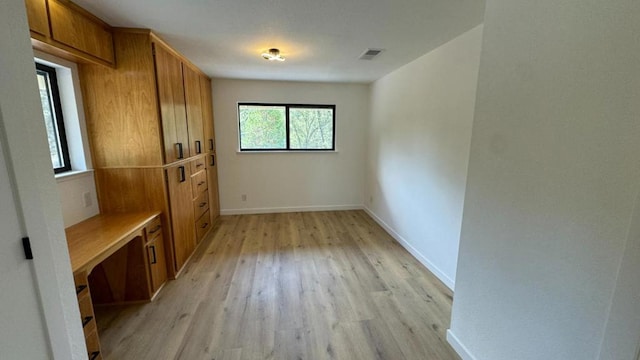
[65, 211, 161, 273]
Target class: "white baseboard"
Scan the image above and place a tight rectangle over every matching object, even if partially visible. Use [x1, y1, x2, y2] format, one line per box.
[220, 204, 363, 215]
[363, 206, 455, 290]
[446, 330, 477, 360]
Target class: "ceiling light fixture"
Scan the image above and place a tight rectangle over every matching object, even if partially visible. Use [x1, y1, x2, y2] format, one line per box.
[261, 48, 285, 61]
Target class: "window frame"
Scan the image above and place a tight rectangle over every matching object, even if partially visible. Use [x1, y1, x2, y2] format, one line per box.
[35, 62, 72, 173]
[238, 102, 336, 152]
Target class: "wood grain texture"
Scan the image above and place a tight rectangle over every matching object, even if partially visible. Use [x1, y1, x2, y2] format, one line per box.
[200, 76, 216, 152]
[207, 154, 221, 220]
[146, 235, 168, 296]
[47, 0, 114, 63]
[166, 164, 196, 272]
[65, 212, 160, 274]
[94, 168, 176, 276]
[79, 32, 164, 167]
[183, 63, 204, 158]
[154, 41, 190, 163]
[95, 211, 460, 360]
[24, 0, 49, 37]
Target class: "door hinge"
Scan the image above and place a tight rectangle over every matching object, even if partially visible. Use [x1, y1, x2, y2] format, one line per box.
[22, 237, 33, 260]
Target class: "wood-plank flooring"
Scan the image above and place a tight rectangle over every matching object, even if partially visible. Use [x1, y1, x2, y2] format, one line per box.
[95, 210, 460, 360]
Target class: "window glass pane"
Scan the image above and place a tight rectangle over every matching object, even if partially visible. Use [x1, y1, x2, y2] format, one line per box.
[289, 107, 334, 149]
[239, 105, 286, 149]
[36, 71, 65, 169]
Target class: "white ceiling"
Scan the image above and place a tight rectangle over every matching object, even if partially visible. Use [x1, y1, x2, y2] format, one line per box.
[73, 0, 485, 83]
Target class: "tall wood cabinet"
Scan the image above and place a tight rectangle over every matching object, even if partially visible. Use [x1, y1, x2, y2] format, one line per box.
[80, 29, 220, 277]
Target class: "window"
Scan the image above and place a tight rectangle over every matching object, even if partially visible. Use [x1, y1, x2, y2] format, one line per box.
[35, 63, 71, 173]
[238, 103, 335, 151]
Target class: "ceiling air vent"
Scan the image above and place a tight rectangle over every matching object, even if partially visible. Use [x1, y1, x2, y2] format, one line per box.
[359, 48, 384, 60]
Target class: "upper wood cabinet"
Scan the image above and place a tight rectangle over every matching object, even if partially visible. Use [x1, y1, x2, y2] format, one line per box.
[25, 0, 115, 67]
[24, 0, 50, 38]
[200, 76, 216, 153]
[183, 64, 205, 158]
[154, 42, 190, 163]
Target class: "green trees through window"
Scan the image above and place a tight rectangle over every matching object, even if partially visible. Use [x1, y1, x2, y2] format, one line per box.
[239, 103, 335, 151]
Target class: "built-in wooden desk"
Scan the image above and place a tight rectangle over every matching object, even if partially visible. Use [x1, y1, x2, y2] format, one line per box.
[66, 211, 160, 274]
[65, 211, 167, 360]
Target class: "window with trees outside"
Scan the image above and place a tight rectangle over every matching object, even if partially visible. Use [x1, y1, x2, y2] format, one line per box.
[35, 63, 71, 173]
[238, 103, 335, 151]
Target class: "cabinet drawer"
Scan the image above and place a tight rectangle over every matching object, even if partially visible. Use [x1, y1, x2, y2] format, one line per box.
[195, 210, 211, 242]
[191, 169, 208, 199]
[193, 190, 209, 220]
[85, 328, 102, 360]
[190, 156, 206, 174]
[145, 216, 162, 241]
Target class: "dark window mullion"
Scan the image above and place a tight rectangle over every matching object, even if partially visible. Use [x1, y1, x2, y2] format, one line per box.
[285, 105, 290, 150]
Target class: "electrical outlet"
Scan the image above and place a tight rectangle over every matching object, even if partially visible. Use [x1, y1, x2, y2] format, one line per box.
[82, 192, 92, 207]
[241, 194, 247, 201]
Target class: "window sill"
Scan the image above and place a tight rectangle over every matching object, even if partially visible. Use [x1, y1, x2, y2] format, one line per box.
[236, 150, 339, 154]
[55, 169, 94, 183]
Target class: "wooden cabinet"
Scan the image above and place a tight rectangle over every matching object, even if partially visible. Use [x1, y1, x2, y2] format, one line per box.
[166, 164, 196, 271]
[146, 233, 167, 296]
[74, 272, 102, 360]
[200, 76, 221, 221]
[24, 0, 49, 38]
[154, 42, 189, 163]
[24, 0, 115, 66]
[80, 30, 219, 277]
[183, 64, 205, 158]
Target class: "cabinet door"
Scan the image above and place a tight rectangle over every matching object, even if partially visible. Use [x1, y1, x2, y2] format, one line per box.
[183, 64, 204, 157]
[166, 164, 196, 272]
[146, 236, 167, 294]
[199, 76, 216, 152]
[154, 43, 189, 164]
[24, 0, 50, 38]
[207, 154, 221, 221]
[47, 0, 114, 63]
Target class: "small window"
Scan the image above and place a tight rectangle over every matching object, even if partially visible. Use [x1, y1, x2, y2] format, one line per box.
[238, 103, 335, 151]
[35, 63, 71, 173]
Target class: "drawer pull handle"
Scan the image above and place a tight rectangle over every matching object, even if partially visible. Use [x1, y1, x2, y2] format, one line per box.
[196, 140, 202, 154]
[148, 225, 161, 234]
[198, 181, 205, 186]
[209, 139, 214, 151]
[179, 166, 186, 183]
[196, 162, 203, 168]
[150, 245, 157, 264]
[210, 154, 215, 166]
[75, 285, 87, 295]
[82, 316, 93, 327]
[199, 202, 207, 208]
[176, 143, 184, 159]
[89, 351, 100, 360]
[201, 222, 209, 229]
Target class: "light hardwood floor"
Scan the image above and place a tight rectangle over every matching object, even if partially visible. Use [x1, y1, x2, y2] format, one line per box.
[95, 211, 460, 360]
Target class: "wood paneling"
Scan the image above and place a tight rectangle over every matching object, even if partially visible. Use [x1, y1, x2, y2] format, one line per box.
[24, 0, 49, 38]
[94, 168, 175, 275]
[146, 235, 168, 295]
[79, 32, 163, 167]
[154, 42, 189, 163]
[183, 64, 204, 157]
[166, 164, 196, 272]
[199, 76, 216, 152]
[47, 0, 114, 63]
[207, 154, 221, 220]
[95, 211, 459, 360]
[190, 169, 207, 199]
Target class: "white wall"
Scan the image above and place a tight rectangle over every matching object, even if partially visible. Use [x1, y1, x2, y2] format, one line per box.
[365, 25, 483, 289]
[33, 51, 99, 227]
[448, 1, 640, 359]
[0, 0, 85, 357]
[212, 79, 368, 214]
